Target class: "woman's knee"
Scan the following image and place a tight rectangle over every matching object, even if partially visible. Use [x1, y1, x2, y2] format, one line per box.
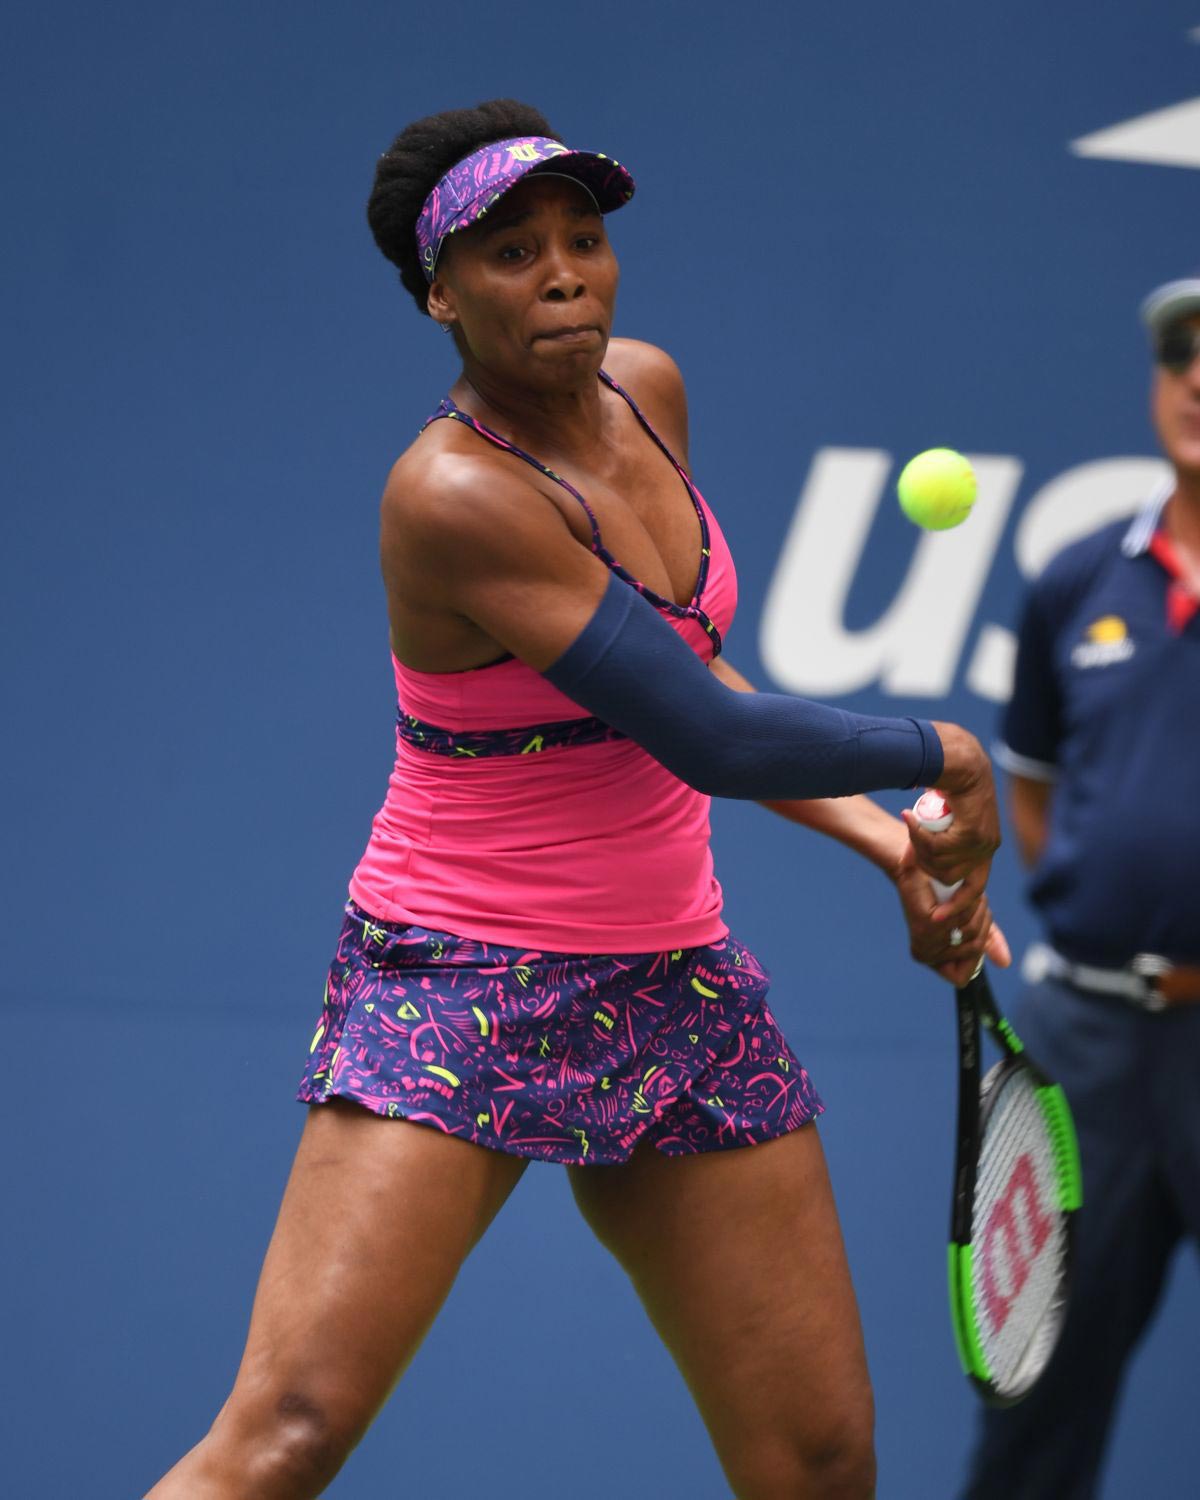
[206, 1384, 365, 1498]
[728, 1404, 876, 1500]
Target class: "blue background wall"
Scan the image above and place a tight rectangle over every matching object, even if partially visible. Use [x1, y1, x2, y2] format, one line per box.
[5, 3, 1198, 1494]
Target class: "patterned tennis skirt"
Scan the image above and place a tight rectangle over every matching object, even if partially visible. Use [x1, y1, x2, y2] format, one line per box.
[297, 901, 823, 1166]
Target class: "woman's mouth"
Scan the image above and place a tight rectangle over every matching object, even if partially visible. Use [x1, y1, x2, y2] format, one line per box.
[535, 325, 600, 344]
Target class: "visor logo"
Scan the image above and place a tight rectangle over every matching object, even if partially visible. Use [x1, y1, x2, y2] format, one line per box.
[505, 140, 569, 163]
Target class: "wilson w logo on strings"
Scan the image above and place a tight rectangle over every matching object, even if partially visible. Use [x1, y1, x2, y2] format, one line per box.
[979, 1154, 1054, 1334]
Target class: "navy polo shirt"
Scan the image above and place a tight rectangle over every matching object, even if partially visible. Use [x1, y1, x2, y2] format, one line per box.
[997, 488, 1200, 966]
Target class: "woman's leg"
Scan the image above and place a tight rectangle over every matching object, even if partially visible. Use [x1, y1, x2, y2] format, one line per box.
[145, 1101, 527, 1500]
[568, 1124, 874, 1500]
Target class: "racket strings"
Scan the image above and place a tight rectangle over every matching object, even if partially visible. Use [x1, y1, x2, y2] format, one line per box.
[971, 1067, 1068, 1397]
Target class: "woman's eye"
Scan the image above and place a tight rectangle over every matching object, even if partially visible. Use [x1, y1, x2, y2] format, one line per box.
[498, 245, 527, 263]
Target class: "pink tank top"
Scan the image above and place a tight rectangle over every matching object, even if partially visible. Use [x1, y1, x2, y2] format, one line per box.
[349, 370, 737, 954]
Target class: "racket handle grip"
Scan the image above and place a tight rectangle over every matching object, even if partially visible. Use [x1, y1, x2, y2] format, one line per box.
[912, 789, 962, 903]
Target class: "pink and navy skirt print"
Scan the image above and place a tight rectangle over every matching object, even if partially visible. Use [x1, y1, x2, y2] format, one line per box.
[297, 903, 822, 1166]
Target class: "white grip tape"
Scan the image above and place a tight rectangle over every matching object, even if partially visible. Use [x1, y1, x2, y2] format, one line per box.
[912, 789, 961, 903]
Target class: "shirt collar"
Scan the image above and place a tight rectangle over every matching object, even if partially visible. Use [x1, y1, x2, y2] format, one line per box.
[1121, 477, 1174, 557]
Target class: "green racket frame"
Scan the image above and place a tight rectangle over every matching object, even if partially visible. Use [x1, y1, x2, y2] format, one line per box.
[947, 967, 1083, 1405]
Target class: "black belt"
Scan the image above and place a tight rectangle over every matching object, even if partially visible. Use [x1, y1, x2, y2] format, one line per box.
[1023, 944, 1200, 1012]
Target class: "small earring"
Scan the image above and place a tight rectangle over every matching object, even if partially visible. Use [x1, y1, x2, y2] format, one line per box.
[440, 320, 454, 335]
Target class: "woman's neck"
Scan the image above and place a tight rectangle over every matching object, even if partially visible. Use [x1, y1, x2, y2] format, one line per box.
[455, 358, 610, 462]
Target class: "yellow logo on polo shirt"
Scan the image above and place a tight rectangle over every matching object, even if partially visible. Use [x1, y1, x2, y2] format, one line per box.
[1089, 616, 1127, 643]
[1071, 615, 1136, 669]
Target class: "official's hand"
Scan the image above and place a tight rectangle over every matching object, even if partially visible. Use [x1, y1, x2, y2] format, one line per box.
[893, 840, 1012, 986]
[901, 722, 1001, 888]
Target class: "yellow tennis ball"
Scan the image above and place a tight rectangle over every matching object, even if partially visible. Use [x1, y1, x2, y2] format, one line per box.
[896, 448, 977, 531]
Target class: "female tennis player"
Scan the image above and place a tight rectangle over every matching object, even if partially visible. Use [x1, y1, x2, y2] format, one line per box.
[147, 99, 1007, 1500]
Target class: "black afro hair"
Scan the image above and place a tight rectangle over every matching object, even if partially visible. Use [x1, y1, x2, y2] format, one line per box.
[367, 98, 558, 315]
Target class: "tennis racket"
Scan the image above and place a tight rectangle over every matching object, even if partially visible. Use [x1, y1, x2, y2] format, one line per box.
[914, 789, 1083, 1406]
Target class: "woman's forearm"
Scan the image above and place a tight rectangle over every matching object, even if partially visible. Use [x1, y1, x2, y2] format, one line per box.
[761, 792, 905, 875]
[710, 655, 905, 875]
[544, 576, 942, 801]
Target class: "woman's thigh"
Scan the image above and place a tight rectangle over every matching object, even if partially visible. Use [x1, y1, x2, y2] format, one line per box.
[234, 1101, 526, 1404]
[148, 1101, 526, 1496]
[568, 1125, 874, 1499]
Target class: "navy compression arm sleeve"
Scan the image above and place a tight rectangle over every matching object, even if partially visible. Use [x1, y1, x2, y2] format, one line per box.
[543, 574, 943, 799]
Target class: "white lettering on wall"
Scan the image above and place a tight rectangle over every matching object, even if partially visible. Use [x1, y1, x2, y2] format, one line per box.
[1013, 458, 1170, 577]
[760, 450, 1170, 704]
[759, 448, 1021, 698]
[969, 457, 1169, 701]
[1071, 97, 1200, 171]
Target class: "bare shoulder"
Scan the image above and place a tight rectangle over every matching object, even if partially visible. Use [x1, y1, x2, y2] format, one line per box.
[380, 435, 573, 587]
[604, 338, 690, 458]
[604, 337, 687, 409]
[378, 428, 608, 668]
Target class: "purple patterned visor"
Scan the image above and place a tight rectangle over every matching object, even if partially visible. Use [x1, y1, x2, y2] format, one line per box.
[415, 135, 635, 282]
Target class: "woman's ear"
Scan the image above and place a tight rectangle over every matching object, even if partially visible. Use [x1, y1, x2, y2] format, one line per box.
[426, 275, 456, 332]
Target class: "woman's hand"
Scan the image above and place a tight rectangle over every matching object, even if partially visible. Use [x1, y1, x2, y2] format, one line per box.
[900, 722, 1001, 888]
[706, 664, 1010, 985]
[892, 840, 1012, 987]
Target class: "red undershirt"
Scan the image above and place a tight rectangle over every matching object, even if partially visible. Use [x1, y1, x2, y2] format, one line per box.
[1147, 528, 1200, 634]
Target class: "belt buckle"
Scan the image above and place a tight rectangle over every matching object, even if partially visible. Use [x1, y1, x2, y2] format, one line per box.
[1130, 953, 1171, 1012]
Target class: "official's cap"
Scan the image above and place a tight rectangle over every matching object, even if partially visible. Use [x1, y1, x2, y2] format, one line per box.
[1140, 276, 1200, 337]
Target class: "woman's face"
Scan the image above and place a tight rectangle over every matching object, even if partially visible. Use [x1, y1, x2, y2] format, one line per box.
[428, 174, 619, 386]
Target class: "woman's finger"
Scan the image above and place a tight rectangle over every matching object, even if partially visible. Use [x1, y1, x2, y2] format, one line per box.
[902, 815, 989, 888]
[985, 921, 1012, 968]
[936, 956, 981, 986]
[928, 866, 990, 922]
